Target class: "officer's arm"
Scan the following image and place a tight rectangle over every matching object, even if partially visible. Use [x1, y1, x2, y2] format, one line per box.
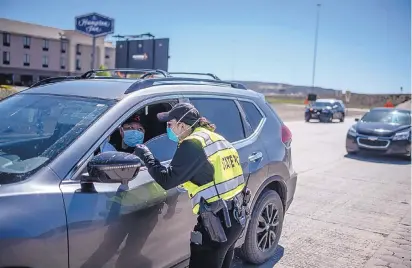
[141, 139, 208, 190]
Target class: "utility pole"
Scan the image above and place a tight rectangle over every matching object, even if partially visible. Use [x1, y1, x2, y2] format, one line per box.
[311, 4, 321, 91]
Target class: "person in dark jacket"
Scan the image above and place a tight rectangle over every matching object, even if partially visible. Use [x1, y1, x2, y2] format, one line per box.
[134, 103, 247, 268]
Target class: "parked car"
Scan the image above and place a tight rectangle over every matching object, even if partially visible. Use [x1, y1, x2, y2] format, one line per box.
[346, 107, 411, 159]
[0, 70, 297, 268]
[305, 98, 346, 122]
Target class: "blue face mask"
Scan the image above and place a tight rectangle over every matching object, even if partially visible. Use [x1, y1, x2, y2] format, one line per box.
[123, 130, 144, 147]
[167, 127, 179, 143]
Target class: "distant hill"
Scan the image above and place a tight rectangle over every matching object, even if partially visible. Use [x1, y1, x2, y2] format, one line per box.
[234, 81, 336, 96]
[233, 80, 411, 109]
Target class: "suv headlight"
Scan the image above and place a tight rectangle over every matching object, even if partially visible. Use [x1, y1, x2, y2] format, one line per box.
[348, 127, 357, 136]
[393, 131, 410, 140]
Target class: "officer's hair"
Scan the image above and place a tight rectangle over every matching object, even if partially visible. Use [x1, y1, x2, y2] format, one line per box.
[197, 117, 216, 132]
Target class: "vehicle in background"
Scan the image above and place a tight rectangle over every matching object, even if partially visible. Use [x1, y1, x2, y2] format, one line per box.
[346, 108, 411, 160]
[305, 98, 346, 123]
[0, 69, 297, 268]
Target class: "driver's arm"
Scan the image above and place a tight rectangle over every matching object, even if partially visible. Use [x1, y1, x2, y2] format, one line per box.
[137, 139, 210, 190]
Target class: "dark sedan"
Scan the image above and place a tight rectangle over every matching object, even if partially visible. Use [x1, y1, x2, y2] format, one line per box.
[346, 108, 411, 159]
[305, 99, 346, 123]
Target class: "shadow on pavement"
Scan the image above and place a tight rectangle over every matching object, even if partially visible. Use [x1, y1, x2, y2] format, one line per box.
[306, 120, 342, 123]
[345, 153, 411, 165]
[232, 245, 284, 267]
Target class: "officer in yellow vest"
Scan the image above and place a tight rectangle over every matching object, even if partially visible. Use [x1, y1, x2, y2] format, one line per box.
[134, 103, 248, 268]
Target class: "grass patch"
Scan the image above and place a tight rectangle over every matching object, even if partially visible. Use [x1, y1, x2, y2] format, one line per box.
[0, 86, 18, 100]
[265, 96, 305, 105]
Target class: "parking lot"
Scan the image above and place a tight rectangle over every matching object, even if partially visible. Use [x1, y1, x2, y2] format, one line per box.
[234, 105, 411, 268]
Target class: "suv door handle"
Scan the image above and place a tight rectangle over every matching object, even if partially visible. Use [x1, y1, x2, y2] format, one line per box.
[248, 151, 263, 162]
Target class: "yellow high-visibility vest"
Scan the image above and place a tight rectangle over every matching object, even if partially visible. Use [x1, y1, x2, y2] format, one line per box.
[181, 127, 245, 214]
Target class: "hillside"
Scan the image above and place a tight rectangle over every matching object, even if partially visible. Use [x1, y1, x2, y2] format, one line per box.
[235, 80, 411, 109]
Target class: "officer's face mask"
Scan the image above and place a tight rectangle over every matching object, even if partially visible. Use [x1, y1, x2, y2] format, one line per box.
[123, 129, 144, 147]
[167, 109, 200, 143]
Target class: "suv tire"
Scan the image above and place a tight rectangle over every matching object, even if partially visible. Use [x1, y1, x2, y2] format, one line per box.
[240, 190, 284, 264]
[305, 113, 310, 122]
[340, 113, 345, 122]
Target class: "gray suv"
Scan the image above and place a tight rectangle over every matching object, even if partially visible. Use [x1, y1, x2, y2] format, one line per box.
[0, 70, 297, 268]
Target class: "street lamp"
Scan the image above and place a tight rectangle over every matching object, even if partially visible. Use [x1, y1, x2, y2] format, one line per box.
[311, 4, 321, 91]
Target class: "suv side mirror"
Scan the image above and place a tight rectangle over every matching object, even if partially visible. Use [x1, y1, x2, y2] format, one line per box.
[355, 118, 359, 122]
[82, 151, 142, 183]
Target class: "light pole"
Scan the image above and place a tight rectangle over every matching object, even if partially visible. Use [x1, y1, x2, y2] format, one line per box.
[311, 3, 321, 91]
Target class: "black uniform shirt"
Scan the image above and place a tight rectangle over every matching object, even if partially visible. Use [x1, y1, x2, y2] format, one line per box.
[140, 138, 214, 190]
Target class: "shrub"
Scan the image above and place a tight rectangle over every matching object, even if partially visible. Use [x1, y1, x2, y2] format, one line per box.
[0, 86, 18, 100]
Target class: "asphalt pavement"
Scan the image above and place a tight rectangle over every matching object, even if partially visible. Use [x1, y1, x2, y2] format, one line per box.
[233, 116, 411, 268]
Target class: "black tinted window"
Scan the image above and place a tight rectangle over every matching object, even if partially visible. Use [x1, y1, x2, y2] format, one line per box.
[189, 98, 245, 142]
[240, 101, 263, 132]
[144, 134, 177, 162]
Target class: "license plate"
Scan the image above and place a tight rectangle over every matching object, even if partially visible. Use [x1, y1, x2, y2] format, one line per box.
[367, 137, 378, 141]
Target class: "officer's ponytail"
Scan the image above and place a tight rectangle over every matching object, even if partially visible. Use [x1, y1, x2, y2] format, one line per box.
[197, 117, 216, 132]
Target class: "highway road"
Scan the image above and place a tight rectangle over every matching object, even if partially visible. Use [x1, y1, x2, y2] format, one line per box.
[234, 117, 411, 268]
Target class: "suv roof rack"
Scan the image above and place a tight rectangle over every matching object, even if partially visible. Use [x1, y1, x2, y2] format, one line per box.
[29, 76, 80, 88]
[125, 77, 247, 94]
[168, 72, 220, 80]
[29, 68, 171, 88]
[28, 69, 248, 93]
[81, 68, 170, 79]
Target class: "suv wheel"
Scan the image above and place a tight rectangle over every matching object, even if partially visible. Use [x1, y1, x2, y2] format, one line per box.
[240, 190, 284, 264]
[305, 113, 310, 122]
[340, 113, 345, 122]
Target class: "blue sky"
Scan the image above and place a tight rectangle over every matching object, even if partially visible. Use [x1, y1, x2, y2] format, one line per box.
[1, 0, 410, 93]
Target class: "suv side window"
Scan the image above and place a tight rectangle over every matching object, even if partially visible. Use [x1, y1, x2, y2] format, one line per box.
[189, 98, 246, 142]
[239, 100, 264, 134]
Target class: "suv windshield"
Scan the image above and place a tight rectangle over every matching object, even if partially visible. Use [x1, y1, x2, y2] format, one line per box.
[0, 93, 115, 184]
[361, 110, 411, 125]
[312, 101, 333, 107]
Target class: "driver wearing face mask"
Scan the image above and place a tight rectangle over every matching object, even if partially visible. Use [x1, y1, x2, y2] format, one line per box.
[100, 116, 146, 153]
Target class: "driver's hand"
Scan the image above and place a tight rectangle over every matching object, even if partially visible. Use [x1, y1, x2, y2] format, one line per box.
[134, 144, 153, 160]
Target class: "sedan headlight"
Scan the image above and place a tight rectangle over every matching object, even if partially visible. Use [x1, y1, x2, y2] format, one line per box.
[393, 131, 410, 140]
[348, 127, 357, 136]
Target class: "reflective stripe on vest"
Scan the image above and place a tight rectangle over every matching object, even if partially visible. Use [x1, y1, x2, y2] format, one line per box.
[191, 175, 245, 208]
[181, 127, 245, 214]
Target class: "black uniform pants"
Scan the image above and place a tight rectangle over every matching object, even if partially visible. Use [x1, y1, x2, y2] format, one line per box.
[188, 207, 243, 268]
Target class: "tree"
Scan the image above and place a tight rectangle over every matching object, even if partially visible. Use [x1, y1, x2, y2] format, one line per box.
[95, 65, 111, 77]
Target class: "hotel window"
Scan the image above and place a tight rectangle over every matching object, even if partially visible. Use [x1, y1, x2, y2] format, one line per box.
[60, 57, 66, 69]
[42, 55, 49, 68]
[76, 44, 81, 55]
[24, 54, 30, 66]
[76, 59, 81, 71]
[3, 33, 10, 46]
[3, 51, 10, 65]
[23, 36, 31, 49]
[43, 39, 49, 51]
[61, 41, 67, 53]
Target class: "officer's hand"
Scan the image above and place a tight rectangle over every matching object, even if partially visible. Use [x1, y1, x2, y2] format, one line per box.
[134, 144, 153, 160]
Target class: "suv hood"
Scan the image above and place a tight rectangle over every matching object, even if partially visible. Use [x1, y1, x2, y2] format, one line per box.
[309, 105, 332, 110]
[355, 122, 410, 136]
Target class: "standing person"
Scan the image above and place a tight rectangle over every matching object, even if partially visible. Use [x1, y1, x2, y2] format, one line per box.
[134, 103, 249, 268]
